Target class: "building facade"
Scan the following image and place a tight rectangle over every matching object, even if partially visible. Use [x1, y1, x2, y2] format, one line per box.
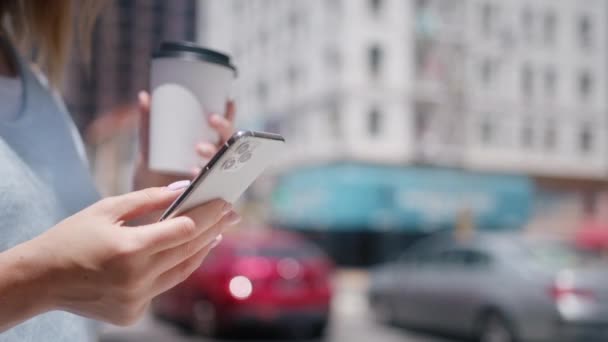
[460, 0, 607, 179]
[200, 0, 607, 176]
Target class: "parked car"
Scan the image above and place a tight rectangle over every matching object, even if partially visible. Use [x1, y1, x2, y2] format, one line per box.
[369, 231, 608, 342]
[153, 228, 333, 338]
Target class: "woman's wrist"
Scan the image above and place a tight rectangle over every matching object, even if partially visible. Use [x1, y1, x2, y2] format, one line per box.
[0, 240, 57, 331]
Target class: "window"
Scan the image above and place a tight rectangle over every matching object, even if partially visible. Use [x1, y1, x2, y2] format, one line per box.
[543, 11, 556, 45]
[259, 30, 269, 49]
[287, 65, 299, 89]
[327, 0, 341, 11]
[579, 14, 592, 48]
[580, 124, 593, 153]
[369, 0, 383, 15]
[544, 67, 556, 97]
[368, 44, 383, 79]
[464, 251, 493, 268]
[437, 250, 492, 269]
[325, 46, 341, 71]
[368, 108, 382, 137]
[521, 64, 534, 98]
[579, 71, 592, 100]
[414, 103, 431, 139]
[256, 81, 268, 104]
[416, 0, 429, 10]
[522, 7, 534, 43]
[544, 120, 556, 151]
[232, 1, 243, 14]
[288, 11, 299, 32]
[481, 2, 493, 36]
[521, 119, 533, 148]
[414, 43, 431, 77]
[328, 102, 341, 139]
[480, 58, 493, 85]
[480, 117, 493, 144]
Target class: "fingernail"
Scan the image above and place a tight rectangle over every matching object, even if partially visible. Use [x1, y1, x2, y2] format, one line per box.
[222, 202, 233, 215]
[226, 211, 241, 225]
[197, 143, 214, 155]
[166, 180, 190, 191]
[211, 234, 223, 248]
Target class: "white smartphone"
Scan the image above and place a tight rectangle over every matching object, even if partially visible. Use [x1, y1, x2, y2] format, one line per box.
[160, 130, 285, 221]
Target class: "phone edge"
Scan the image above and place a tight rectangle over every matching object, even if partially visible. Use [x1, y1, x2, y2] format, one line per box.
[159, 130, 284, 221]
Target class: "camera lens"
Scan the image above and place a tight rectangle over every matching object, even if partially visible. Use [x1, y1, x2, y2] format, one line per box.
[236, 143, 250, 154]
[239, 151, 252, 163]
[222, 158, 236, 170]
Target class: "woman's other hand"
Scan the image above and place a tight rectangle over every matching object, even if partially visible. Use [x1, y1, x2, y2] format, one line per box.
[133, 91, 236, 189]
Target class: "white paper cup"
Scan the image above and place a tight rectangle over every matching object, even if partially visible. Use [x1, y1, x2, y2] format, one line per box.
[149, 41, 237, 174]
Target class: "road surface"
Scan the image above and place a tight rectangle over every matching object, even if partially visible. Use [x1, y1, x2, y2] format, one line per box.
[99, 270, 453, 342]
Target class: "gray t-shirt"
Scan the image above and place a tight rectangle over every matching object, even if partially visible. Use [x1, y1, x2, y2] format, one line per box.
[0, 75, 21, 121]
[0, 43, 100, 340]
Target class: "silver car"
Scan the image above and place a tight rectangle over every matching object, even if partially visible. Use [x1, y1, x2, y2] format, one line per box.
[369, 232, 608, 342]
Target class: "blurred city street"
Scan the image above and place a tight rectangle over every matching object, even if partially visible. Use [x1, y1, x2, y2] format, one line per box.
[4, 0, 608, 340]
[99, 270, 450, 342]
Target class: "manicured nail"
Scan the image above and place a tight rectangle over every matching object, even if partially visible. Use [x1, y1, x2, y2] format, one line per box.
[197, 143, 214, 155]
[166, 180, 190, 191]
[211, 234, 223, 248]
[226, 211, 241, 225]
[222, 202, 233, 215]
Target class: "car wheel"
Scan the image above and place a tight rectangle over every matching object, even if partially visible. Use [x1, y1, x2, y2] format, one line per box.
[478, 312, 517, 342]
[191, 299, 220, 337]
[372, 298, 395, 325]
[310, 319, 328, 339]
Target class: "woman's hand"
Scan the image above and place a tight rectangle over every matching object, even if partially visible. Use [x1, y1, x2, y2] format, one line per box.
[133, 91, 236, 189]
[0, 184, 240, 331]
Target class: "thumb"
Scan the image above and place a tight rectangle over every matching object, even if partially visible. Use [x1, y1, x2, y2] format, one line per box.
[99, 182, 189, 222]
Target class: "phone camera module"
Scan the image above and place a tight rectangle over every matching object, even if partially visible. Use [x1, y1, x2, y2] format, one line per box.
[236, 143, 250, 154]
[222, 158, 236, 170]
[238, 151, 252, 163]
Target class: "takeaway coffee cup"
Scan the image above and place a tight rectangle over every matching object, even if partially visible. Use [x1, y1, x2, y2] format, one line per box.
[149, 41, 237, 174]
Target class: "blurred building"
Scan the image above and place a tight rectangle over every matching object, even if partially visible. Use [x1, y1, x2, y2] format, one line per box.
[412, 0, 608, 233]
[199, 0, 608, 264]
[63, 0, 197, 195]
[201, 0, 607, 175]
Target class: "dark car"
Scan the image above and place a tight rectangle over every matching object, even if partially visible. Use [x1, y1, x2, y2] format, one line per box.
[153, 228, 333, 338]
[369, 231, 608, 342]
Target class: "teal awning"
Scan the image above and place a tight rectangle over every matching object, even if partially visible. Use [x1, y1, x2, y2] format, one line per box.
[271, 163, 532, 231]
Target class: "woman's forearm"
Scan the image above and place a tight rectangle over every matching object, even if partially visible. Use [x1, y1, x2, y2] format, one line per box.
[0, 242, 54, 332]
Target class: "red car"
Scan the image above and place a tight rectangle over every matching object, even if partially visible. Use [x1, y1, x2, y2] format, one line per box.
[152, 228, 333, 338]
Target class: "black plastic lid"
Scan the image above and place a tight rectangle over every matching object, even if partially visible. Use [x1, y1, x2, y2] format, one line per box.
[152, 41, 237, 75]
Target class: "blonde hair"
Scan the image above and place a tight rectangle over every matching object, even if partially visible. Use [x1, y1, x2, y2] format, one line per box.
[0, 0, 105, 87]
